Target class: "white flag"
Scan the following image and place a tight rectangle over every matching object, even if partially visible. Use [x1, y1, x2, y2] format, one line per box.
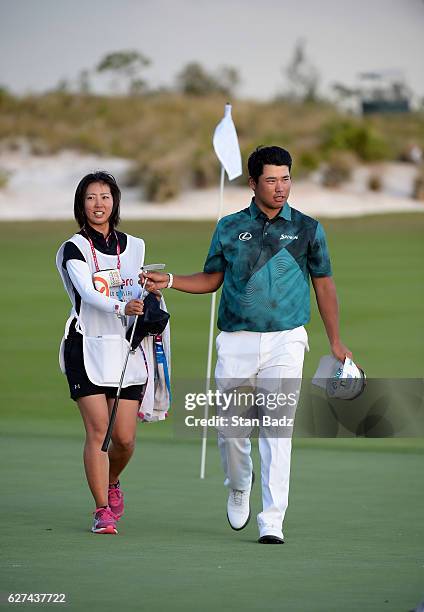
[212, 104, 242, 181]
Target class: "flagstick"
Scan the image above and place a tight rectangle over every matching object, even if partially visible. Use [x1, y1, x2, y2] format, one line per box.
[216, 164, 226, 221]
[200, 165, 225, 479]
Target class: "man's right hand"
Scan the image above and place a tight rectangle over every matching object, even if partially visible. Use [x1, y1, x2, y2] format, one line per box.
[140, 271, 169, 291]
[140, 270, 224, 294]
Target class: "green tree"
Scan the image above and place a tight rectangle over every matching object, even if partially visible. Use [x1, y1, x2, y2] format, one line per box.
[176, 62, 218, 96]
[54, 78, 70, 93]
[77, 70, 91, 94]
[216, 66, 241, 98]
[96, 50, 151, 94]
[285, 39, 320, 102]
[176, 62, 240, 97]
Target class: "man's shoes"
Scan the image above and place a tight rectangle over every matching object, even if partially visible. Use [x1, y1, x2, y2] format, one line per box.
[108, 481, 124, 520]
[257, 517, 284, 543]
[258, 535, 284, 544]
[227, 472, 255, 531]
[91, 506, 118, 534]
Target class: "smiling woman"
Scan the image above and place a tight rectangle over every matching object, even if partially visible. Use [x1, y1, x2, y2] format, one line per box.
[84, 183, 114, 228]
[73, 172, 121, 232]
[56, 171, 153, 535]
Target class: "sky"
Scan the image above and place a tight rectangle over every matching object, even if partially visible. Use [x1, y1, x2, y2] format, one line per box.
[0, 0, 423, 100]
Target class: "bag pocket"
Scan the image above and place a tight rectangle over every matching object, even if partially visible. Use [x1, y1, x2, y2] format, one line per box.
[83, 335, 126, 386]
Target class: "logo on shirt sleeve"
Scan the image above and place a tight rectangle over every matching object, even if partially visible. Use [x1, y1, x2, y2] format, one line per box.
[239, 232, 252, 241]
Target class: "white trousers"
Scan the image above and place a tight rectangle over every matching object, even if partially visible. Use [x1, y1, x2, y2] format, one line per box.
[215, 327, 308, 539]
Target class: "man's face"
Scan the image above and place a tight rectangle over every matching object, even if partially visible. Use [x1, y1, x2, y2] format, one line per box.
[248, 164, 291, 216]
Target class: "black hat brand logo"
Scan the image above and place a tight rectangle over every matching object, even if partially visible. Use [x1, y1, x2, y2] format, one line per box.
[239, 232, 252, 241]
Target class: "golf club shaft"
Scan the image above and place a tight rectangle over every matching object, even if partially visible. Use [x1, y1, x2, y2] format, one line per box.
[101, 278, 148, 452]
[101, 348, 131, 452]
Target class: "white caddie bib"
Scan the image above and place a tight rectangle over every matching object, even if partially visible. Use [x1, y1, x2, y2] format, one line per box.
[56, 233, 148, 387]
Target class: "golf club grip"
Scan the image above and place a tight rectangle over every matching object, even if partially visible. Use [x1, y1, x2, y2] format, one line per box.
[101, 394, 120, 451]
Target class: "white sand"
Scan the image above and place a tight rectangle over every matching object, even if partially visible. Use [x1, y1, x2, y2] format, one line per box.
[0, 151, 423, 221]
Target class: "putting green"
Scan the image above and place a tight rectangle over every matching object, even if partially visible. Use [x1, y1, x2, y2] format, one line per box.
[1, 434, 423, 611]
[1, 215, 423, 610]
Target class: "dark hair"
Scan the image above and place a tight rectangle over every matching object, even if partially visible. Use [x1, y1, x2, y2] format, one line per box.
[247, 146, 292, 183]
[73, 171, 121, 229]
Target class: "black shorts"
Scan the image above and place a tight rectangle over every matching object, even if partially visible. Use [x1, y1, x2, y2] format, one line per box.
[64, 335, 144, 402]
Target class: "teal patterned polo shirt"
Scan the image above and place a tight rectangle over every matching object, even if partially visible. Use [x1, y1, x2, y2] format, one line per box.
[203, 199, 332, 332]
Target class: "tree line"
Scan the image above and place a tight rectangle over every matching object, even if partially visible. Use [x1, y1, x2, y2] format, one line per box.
[53, 40, 322, 102]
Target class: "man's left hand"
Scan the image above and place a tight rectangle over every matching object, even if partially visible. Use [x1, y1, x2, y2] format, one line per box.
[330, 340, 352, 362]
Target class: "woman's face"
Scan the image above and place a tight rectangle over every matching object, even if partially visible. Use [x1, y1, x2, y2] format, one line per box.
[84, 181, 113, 232]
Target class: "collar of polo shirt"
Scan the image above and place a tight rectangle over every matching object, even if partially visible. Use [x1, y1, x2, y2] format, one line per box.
[249, 199, 292, 222]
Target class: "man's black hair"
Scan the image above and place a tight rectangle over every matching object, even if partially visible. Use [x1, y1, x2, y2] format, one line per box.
[74, 171, 121, 229]
[247, 146, 292, 183]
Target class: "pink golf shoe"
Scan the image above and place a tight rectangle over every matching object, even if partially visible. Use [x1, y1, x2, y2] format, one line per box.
[108, 482, 124, 520]
[91, 506, 118, 534]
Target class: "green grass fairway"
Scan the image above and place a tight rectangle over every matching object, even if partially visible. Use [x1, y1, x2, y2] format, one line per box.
[1, 435, 423, 611]
[1, 215, 423, 611]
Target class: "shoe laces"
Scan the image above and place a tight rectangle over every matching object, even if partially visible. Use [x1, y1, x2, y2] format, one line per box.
[108, 487, 123, 503]
[231, 489, 245, 506]
[94, 506, 116, 521]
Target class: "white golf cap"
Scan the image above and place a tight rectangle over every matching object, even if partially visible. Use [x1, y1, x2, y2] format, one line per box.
[312, 355, 366, 400]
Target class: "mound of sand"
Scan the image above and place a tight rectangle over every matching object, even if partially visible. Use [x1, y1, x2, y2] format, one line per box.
[0, 151, 422, 221]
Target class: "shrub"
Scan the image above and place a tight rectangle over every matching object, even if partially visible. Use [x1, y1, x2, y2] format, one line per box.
[368, 173, 383, 191]
[322, 119, 389, 161]
[321, 151, 357, 187]
[121, 162, 142, 189]
[412, 165, 424, 201]
[1, 91, 422, 202]
[143, 160, 181, 202]
[191, 150, 220, 188]
[0, 168, 9, 189]
[141, 147, 195, 202]
[296, 150, 320, 177]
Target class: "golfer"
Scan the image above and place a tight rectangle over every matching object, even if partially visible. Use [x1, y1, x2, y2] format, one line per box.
[56, 171, 147, 535]
[143, 146, 353, 544]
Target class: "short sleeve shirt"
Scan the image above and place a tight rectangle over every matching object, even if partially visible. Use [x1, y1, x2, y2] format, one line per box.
[203, 200, 332, 332]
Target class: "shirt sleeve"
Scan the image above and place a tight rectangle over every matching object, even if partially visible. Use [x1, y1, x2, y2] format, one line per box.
[66, 259, 126, 316]
[203, 223, 227, 273]
[62, 241, 85, 269]
[307, 222, 332, 277]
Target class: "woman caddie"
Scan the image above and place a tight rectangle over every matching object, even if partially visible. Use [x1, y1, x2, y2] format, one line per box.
[56, 171, 147, 535]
